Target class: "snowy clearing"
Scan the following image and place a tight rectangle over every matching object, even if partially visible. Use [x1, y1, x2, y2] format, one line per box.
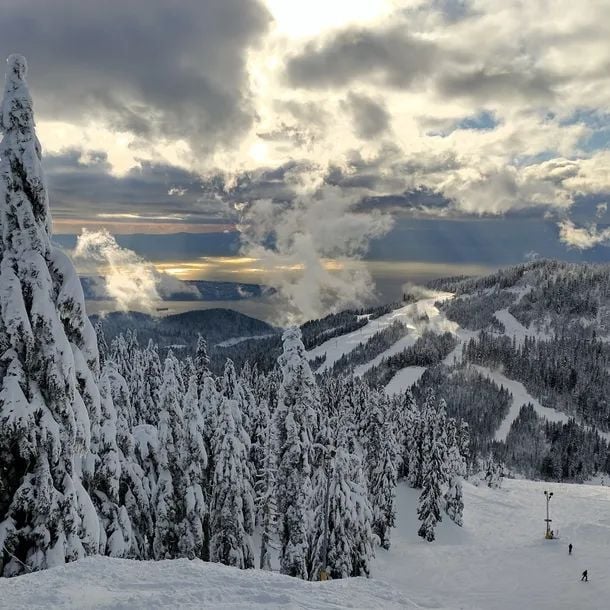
[384, 366, 427, 395]
[308, 293, 455, 373]
[353, 334, 419, 377]
[493, 308, 551, 345]
[471, 365, 610, 443]
[375, 479, 610, 610]
[215, 334, 275, 348]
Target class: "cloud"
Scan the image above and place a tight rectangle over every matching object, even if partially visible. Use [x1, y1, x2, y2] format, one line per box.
[45, 148, 230, 228]
[343, 92, 391, 139]
[557, 220, 610, 250]
[71, 229, 199, 311]
[285, 26, 437, 89]
[0, 0, 270, 157]
[236, 183, 393, 323]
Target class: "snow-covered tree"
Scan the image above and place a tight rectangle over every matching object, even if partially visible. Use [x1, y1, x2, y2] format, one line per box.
[275, 327, 319, 579]
[0, 55, 102, 575]
[178, 375, 208, 559]
[312, 425, 375, 579]
[255, 401, 278, 570]
[92, 370, 132, 557]
[152, 353, 185, 559]
[365, 394, 399, 549]
[210, 397, 255, 568]
[443, 419, 466, 527]
[417, 397, 447, 542]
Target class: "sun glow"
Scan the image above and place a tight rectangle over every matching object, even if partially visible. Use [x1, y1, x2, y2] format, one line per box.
[264, 0, 394, 38]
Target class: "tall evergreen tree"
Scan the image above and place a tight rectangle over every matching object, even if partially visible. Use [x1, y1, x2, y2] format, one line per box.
[210, 397, 255, 568]
[0, 55, 102, 575]
[365, 394, 399, 549]
[443, 419, 465, 526]
[179, 375, 208, 559]
[275, 328, 319, 579]
[417, 398, 447, 542]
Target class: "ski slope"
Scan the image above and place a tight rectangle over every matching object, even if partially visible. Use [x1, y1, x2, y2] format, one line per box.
[471, 365, 610, 443]
[385, 366, 427, 395]
[375, 479, 610, 610]
[307, 293, 455, 374]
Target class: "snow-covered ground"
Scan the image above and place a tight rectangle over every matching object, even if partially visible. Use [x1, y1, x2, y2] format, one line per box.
[215, 334, 275, 348]
[376, 479, 610, 610]
[385, 366, 427, 395]
[5, 479, 610, 609]
[307, 294, 455, 373]
[1, 555, 410, 610]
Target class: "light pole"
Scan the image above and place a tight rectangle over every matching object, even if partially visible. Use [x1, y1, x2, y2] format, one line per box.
[544, 490, 554, 538]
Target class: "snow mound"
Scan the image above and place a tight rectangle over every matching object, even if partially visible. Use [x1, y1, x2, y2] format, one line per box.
[1, 556, 411, 609]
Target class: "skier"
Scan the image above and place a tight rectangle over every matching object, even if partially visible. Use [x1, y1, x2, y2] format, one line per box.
[568, 543, 573, 555]
[581, 570, 588, 582]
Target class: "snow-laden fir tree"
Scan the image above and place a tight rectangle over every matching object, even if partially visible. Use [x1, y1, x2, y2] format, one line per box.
[365, 393, 399, 550]
[255, 402, 278, 570]
[406, 404, 424, 488]
[178, 375, 208, 559]
[104, 360, 152, 559]
[140, 340, 162, 426]
[92, 370, 132, 557]
[0, 55, 103, 575]
[199, 373, 220, 562]
[194, 334, 211, 388]
[221, 358, 253, 437]
[417, 395, 448, 542]
[443, 418, 466, 526]
[312, 424, 374, 579]
[210, 396, 255, 568]
[152, 352, 185, 559]
[484, 455, 504, 489]
[275, 327, 319, 579]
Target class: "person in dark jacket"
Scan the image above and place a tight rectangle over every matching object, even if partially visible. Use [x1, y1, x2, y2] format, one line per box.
[581, 570, 588, 582]
[568, 543, 573, 555]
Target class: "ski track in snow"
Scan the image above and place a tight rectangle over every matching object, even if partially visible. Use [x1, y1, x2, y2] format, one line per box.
[308, 293, 455, 375]
[471, 364, 610, 443]
[493, 308, 551, 345]
[215, 334, 275, 348]
[384, 366, 427, 395]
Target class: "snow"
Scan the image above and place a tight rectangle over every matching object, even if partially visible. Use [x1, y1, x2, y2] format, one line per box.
[384, 366, 427, 395]
[493, 308, 551, 345]
[6, 479, 610, 609]
[353, 334, 418, 377]
[493, 308, 531, 345]
[308, 293, 455, 373]
[215, 334, 275, 348]
[471, 365, 610, 443]
[375, 479, 610, 610]
[0, 556, 411, 609]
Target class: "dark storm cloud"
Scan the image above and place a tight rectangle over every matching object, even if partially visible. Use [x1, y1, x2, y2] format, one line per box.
[285, 26, 437, 89]
[45, 149, 228, 222]
[343, 92, 390, 139]
[0, 0, 270, 154]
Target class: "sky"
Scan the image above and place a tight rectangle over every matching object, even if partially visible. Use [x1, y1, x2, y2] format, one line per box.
[1, 0, 610, 319]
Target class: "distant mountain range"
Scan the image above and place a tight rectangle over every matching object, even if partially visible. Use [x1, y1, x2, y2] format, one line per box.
[80, 276, 274, 301]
